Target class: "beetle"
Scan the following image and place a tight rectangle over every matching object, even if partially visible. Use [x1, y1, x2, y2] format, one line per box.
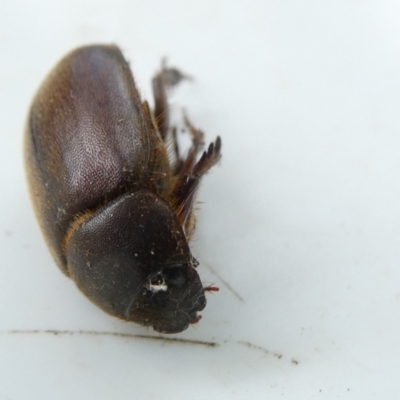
[24, 45, 221, 334]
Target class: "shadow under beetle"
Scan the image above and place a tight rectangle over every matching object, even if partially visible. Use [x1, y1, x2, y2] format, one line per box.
[24, 45, 221, 334]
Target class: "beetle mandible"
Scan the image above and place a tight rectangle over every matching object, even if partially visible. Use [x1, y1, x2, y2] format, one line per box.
[24, 45, 221, 334]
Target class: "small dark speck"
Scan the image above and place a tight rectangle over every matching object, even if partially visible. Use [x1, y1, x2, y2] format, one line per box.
[291, 359, 299, 365]
[5, 230, 12, 237]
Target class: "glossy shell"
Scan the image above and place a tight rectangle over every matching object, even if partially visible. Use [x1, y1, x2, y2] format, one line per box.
[24, 45, 221, 333]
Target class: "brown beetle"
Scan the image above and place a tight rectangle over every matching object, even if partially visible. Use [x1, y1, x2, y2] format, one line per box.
[24, 45, 221, 334]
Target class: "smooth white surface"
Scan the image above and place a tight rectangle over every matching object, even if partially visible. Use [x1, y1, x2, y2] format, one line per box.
[1, 1, 400, 399]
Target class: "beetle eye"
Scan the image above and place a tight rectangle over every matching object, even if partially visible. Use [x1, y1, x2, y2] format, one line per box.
[163, 265, 188, 287]
[150, 275, 164, 286]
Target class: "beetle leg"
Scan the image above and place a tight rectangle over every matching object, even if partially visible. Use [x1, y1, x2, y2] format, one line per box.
[170, 128, 221, 236]
[152, 59, 191, 141]
[172, 112, 206, 176]
[171, 126, 182, 172]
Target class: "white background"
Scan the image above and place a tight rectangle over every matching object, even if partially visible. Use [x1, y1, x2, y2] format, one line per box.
[1, 1, 400, 399]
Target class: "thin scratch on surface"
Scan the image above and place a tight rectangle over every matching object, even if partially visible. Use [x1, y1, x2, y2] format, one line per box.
[202, 260, 244, 302]
[0, 330, 299, 362]
[236, 340, 299, 364]
[237, 340, 280, 358]
[0, 330, 218, 348]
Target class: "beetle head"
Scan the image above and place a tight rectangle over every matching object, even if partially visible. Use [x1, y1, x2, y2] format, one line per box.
[66, 189, 208, 333]
[127, 262, 206, 333]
